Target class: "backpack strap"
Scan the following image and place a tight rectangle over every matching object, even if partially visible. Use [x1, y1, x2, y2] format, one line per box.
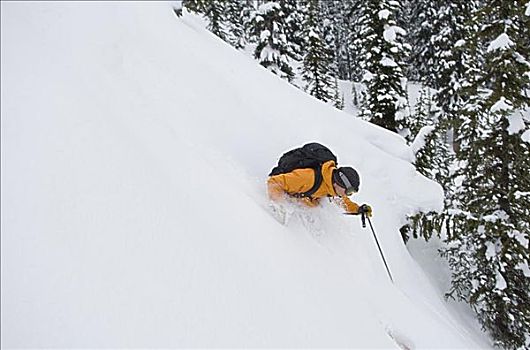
[290, 165, 324, 199]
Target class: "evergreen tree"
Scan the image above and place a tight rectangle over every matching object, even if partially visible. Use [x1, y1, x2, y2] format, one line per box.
[351, 82, 362, 108]
[333, 77, 345, 110]
[182, 0, 207, 14]
[183, 0, 228, 41]
[318, 0, 362, 81]
[358, 0, 411, 134]
[250, 1, 295, 82]
[321, 13, 338, 77]
[409, 89, 450, 181]
[173, 1, 183, 17]
[403, 1, 441, 84]
[401, 88, 454, 242]
[204, 1, 228, 40]
[432, 1, 478, 126]
[442, 1, 530, 348]
[300, 0, 335, 102]
[224, 0, 251, 49]
[278, 0, 305, 61]
[320, 1, 347, 79]
[345, 0, 367, 81]
[402, 1, 478, 243]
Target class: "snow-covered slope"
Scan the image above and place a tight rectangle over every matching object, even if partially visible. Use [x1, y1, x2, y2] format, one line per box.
[1, 2, 490, 348]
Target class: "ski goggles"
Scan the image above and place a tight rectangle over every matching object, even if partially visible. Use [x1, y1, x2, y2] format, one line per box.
[345, 187, 358, 196]
[339, 171, 358, 196]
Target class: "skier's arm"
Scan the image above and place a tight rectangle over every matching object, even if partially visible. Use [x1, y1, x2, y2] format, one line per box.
[267, 169, 314, 202]
[267, 175, 289, 202]
[340, 196, 360, 214]
[299, 197, 320, 207]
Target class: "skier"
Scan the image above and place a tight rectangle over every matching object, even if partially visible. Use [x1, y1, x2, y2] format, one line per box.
[267, 143, 372, 219]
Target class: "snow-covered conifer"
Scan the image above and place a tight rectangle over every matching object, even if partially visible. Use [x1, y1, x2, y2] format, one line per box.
[345, 0, 367, 81]
[278, 0, 305, 61]
[358, 0, 410, 134]
[224, 0, 252, 49]
[333, 77, 345, 110]
[202, 1, 228, 41]
[402, 88, 454, 242]
[321, 15, 337, 76]
[300, 0, 335, 102]
[250, 1, 295, 82]
[183, 0, 228, 42]
[409, 89, 445, 176]
[443, 1, 530, 348]
[402, 2, 479, 244]
[432, 1, 477, 126]
[317, 1, 361, 81]
[182, 0, 207, 14]
[404, 1, 440, 84]
[173, 1, 183, 17]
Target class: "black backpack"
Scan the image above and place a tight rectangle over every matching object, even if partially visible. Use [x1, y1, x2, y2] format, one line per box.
[269, 143, 337, 198]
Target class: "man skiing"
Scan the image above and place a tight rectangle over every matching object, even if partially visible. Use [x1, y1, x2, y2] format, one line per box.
[267, 143, 372, 218]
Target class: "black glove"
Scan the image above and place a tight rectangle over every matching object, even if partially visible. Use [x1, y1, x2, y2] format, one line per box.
[358, 204, 372, 217]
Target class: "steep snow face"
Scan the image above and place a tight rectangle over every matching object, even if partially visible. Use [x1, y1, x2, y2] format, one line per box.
[2, 2, 489, 348]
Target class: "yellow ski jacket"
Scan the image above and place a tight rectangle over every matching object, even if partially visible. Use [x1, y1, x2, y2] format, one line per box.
[267, 160, 360, 214]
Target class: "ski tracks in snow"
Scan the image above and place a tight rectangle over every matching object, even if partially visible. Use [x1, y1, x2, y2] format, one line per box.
[384, 325, 414, 350]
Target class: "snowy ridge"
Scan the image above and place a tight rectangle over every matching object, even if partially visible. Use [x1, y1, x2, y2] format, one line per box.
[1, 2, 490, 348]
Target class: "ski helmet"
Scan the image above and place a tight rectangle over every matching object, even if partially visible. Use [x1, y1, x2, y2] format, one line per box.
[333, 167, 360, 195]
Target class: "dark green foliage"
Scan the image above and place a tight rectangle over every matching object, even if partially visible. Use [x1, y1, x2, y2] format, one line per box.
[402, 210, 447, 242]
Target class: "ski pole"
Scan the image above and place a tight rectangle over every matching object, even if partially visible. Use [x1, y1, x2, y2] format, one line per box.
[367, 217, 393, 283]
[343, 213, 394, 283]
[361, 212, 366, 228]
